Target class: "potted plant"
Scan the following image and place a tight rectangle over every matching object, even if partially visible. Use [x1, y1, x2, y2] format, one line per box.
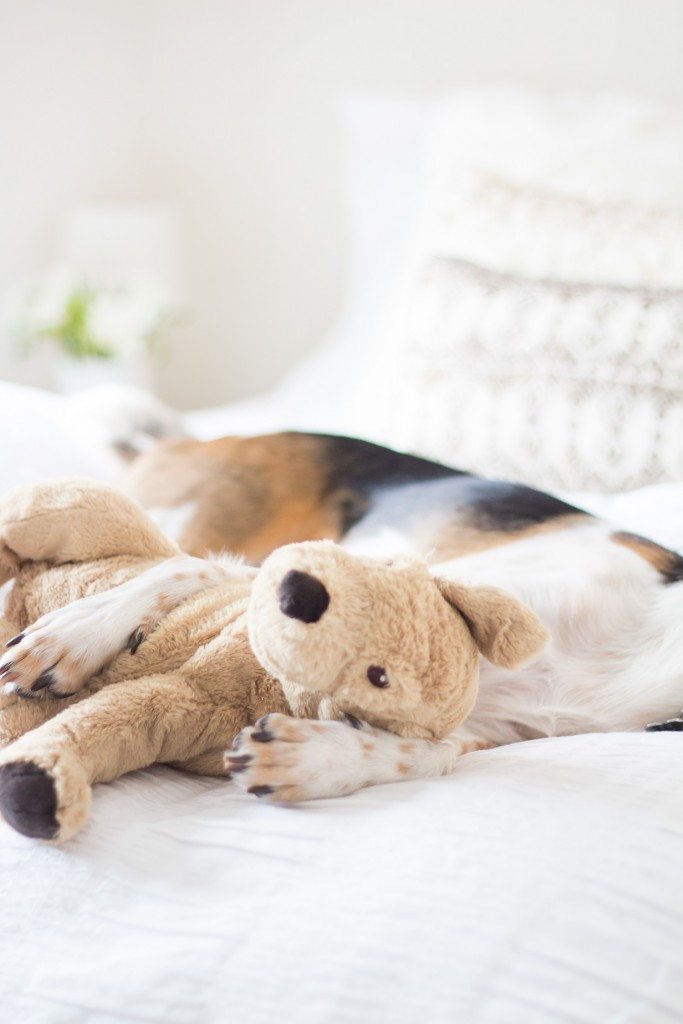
[11, 270, 179, 393]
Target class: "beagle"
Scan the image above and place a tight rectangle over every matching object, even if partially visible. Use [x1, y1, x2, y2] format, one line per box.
[5, 431, 683, 802]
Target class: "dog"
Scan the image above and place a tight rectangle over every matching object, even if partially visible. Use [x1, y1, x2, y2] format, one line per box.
[3, 431, 683, 803]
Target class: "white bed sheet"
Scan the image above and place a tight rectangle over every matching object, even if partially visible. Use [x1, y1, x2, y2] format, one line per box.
[1, 380, 683, 1024]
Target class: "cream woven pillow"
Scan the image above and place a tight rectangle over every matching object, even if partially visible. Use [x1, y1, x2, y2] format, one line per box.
[421, 91, 683, 288]
[377, 258, 683, 493]
[426, 170, 683, 289]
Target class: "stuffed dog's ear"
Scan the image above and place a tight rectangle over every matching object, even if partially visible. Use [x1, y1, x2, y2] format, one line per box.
[434, 577, 549, 669]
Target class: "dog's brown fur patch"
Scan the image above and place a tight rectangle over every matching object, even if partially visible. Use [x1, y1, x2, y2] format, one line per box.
[460, 740, 491, 754]
[121, 432, 593, 564]
[122, 434, 340, 562]
[611, 532, 683, 585]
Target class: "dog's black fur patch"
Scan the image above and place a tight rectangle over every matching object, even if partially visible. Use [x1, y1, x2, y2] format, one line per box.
[320, 434, 461, 533]
[0, 761, 59, 839]
[314, 434, 587, 539]
[322, 434, 462, 492]
[460, 479, 584, 532]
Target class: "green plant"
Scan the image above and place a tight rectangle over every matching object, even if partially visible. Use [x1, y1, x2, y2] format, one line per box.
[13, 272, 179, 363]
[29, 287, 112, 360]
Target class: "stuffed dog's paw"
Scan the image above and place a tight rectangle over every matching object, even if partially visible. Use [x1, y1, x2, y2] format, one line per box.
[0, 748, 91, 841]
[0, 761, 59, 838]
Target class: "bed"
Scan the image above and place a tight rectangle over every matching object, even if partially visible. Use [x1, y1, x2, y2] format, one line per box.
[1, 376, 683, 1024]
[2, 90, 683, 1023]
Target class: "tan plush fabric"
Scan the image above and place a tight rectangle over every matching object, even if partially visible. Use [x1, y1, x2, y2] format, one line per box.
[250, 542, 548, 740]
[0, 481, 547, 840]
[0, 481, 282, 840]
[433, 577, 548, 671]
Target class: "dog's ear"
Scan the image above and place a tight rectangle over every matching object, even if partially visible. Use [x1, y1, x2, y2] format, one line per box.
[434, 577, 549, 669]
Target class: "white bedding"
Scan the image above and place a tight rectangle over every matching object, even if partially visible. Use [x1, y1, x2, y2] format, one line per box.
[3, 734, 683, 1024]
[1, 380, 683, 1023]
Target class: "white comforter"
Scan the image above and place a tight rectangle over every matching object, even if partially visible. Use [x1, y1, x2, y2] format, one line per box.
[1, 382, 683, 1024]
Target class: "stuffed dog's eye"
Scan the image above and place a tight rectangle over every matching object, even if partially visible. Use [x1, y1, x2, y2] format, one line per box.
[367, 665, 389, 688]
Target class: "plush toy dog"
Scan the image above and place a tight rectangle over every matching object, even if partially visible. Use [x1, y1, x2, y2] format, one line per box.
[0, 480, 546, 841]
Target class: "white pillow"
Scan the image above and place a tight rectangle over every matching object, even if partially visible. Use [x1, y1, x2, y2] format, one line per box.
[424, 168, 683, 289]
[349, 90, 683, 487]
[370, 258, 683, 493]
[417, 91, 683, 287]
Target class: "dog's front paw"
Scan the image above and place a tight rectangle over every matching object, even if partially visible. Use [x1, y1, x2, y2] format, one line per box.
[0, 603, 143, 700]
[226, 713, 375, 803]
[0, 624, 83, 699]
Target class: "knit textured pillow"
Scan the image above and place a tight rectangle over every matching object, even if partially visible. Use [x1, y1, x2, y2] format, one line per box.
[420, 91, 683, 288]
[377, 258, 683, 493]
[425, 170, 683, 289]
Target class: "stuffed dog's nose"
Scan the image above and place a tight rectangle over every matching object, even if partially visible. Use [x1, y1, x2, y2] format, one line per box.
[278, 570, 330, 623]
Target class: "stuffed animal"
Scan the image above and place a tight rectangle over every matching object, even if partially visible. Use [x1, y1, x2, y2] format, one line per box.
[0, 480, 547, 841]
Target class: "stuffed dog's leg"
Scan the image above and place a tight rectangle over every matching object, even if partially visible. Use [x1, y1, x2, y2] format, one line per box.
[229, 715, 490, 802]
[0, 478, 179, 580]
[0, 673, 215, 840]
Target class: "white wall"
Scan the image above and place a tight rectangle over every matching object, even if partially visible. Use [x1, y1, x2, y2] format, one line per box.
[0, 1, 158, 388]
[1, 0, 682, 409]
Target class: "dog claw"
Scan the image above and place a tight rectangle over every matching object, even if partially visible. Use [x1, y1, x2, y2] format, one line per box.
[341, 712, 365, 730]
[250, 715, 274, 742]
[247, 785, 274, 798]
[126, 628, 145, 655]
[251, 730, 274, 743]
[5, 634, 24, 649]
[31, 670, 55, 692]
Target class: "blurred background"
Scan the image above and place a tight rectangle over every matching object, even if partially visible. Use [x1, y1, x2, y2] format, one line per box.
[1, 0, 682, 412]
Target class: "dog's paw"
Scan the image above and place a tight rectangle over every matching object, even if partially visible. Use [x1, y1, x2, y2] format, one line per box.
[645, 710, 683, 732]
[0, 602, 143, 700]
[226, 713, 377, 803]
